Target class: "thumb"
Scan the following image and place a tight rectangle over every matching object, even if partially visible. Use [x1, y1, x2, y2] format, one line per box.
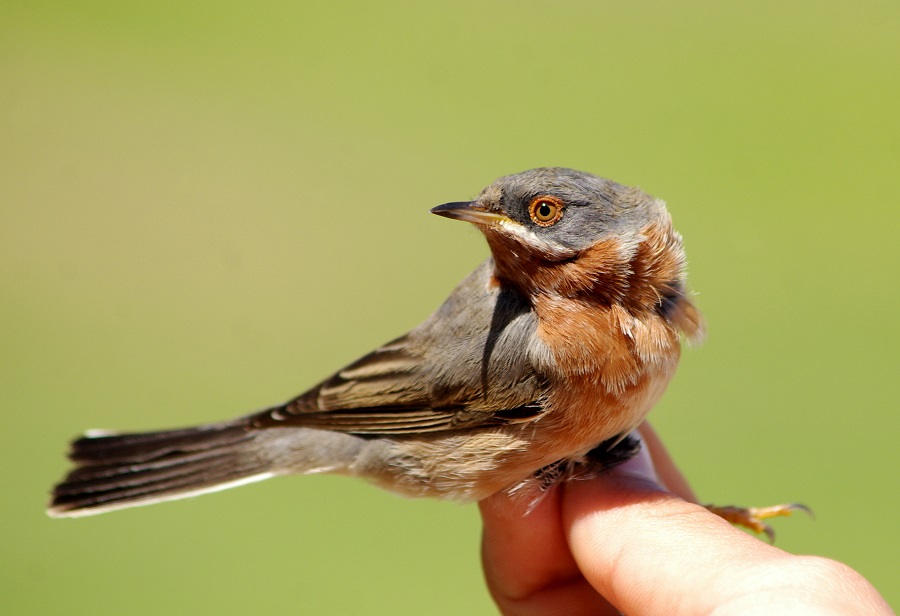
[561, 440, 780, 614]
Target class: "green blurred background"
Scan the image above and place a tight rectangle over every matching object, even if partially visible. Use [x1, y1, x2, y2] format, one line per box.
[2, 1, 897, 613]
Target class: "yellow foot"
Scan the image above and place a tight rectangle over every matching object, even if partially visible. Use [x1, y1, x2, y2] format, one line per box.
[705, 503, 813, 543]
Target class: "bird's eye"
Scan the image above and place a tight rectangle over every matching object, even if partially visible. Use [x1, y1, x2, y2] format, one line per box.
[528, 195, 565, 227]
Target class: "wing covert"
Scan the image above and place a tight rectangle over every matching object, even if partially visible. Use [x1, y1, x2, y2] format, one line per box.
[251, 259, 549, 435]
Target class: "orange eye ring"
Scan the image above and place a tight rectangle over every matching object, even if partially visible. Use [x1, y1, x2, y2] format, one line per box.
[528, 195, 565, 227]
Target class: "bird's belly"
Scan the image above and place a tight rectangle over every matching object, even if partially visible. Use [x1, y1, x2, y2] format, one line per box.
[548, 361, 676, 459]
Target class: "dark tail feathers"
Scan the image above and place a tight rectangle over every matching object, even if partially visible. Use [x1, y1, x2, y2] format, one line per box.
[49, 419, 272, 517]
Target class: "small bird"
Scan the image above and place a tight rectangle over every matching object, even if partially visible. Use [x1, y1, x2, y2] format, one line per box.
[48, 168, 717, 520]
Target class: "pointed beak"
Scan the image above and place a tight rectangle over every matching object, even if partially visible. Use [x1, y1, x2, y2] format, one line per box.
[430, 201, 508, 226]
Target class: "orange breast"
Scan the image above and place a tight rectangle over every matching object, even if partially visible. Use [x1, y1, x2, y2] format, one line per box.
[533, 295, 683, 457]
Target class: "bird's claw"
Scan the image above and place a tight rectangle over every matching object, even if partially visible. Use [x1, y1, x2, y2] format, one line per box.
[705, 502, 813, 543]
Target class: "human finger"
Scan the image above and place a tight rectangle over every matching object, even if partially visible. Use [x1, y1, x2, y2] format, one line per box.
[479, 484, 618, 615]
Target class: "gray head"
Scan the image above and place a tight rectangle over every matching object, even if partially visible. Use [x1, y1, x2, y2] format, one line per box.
[433, 168, 700, 341]
[432, 168, 668, 260]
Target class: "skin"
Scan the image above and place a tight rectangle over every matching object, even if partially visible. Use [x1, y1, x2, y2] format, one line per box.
[480, 423, 893, 616]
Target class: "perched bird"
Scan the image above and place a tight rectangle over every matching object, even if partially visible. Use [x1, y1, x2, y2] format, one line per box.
[50, 167, 705, 518]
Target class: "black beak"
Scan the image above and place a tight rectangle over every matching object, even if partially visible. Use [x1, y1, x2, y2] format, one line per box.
[430, 201, 507, 226]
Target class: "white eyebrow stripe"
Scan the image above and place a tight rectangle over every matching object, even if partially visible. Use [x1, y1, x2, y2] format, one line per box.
[497, 218, 575, 259]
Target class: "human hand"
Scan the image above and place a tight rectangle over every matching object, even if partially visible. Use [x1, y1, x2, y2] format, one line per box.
[479, 423, 892, 615]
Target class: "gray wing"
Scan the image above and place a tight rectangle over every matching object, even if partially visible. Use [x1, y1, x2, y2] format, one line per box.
[251, 259, 549, 434]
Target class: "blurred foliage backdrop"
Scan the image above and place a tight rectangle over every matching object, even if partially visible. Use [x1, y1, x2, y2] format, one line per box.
[2, 1, 897, 613]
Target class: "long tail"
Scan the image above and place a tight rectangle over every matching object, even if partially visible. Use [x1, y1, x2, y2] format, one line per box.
[49, 418, 276, 518]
